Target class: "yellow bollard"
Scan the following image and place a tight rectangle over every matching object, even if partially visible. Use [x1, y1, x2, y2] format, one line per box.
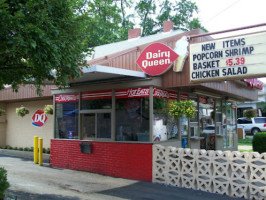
[34, 136, 38, 164]
[39, 138, 43, 166]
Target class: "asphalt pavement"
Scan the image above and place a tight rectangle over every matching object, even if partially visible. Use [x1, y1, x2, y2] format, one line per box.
[0, 154, 247, 200]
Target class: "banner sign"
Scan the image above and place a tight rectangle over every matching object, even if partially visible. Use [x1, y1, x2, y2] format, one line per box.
[82, 90, 112, 100]
[115, 87, 150, 99]
[115, 87, 177, 99]
[153, 88, 177, 99]
[55, 94, 79, 103]
[136, 43, 178, 76]
[190, 31, 266, 82]
[32, 110, 47, 127]
[243, 78, 263, 90]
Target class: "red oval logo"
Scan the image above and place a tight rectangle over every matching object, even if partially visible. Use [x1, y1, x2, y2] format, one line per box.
[32, 110, 48, 127]
[136, 43, 178, 76]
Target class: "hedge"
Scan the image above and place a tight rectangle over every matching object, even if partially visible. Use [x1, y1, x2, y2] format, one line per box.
[0, 167, 9, 200]
[252, 132, 266, 153]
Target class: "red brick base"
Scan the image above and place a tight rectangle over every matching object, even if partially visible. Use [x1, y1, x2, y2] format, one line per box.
[50, 140, 152, 182]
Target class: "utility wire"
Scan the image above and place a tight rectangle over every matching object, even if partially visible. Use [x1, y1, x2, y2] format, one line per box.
[205, 0, 241, 24]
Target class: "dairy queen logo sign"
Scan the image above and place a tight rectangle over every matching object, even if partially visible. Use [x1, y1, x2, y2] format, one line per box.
[32, 110, 48, 127]
[136, 43, 178, 76]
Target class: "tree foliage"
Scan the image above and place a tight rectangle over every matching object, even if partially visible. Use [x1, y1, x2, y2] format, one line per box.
[0, 0, 205, 94]
[243, 109, 257, 119]
[87, 0, 205, 43]
[0, 0, 92, 94]
[135, 0, 206, 36]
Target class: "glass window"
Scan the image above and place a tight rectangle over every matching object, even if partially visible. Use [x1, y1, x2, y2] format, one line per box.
[55, 94, 79, 139]
[153, 96, 177, 142]
[237, 118, 243, 124]
[245, 119, 252, 124]
[189, 94, 198, 137]
[81, 99, 112, 110]
[115, 88, 149, 142]
[81, 112, 111, 139]
[80, 90, 112, 139]
[97, 113, 111, 138]
[238, 118, 252, 124]
[216, 100, 223, 135]
[81, 90, 112, 110]
[81, 113, 95, 138]
[180, 115, 189, 147]
[199, 96, 215, 150]
[226, 102, 236, 148]
[254, 118, 266, 123]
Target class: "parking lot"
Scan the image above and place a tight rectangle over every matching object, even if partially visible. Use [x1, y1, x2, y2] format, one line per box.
[0, 154, 245, 200]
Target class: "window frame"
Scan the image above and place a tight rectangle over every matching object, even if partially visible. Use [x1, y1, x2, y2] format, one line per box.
[80, 109, 112, 140]
[54, 93, 80, 139]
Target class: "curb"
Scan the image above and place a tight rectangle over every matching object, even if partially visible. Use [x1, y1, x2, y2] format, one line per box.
[0, 149, 50, 163]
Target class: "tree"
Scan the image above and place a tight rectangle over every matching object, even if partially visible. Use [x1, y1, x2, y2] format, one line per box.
[135, 0, 157, 36]
[0, 0, 205, 94]
[117, 0, 135, 41]
[157, 0, 202, 31]
[87, 0, 134, 46]
[243, 109, 257, 119]
[135, 0, 206, 36]
[0, 0, 92, 94]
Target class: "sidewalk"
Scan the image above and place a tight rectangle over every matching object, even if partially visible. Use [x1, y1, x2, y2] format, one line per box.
[0, 154, 246, 200]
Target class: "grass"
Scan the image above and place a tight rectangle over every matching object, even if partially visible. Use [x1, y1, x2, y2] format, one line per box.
[239, 149, 253, 153]
[238, 138, 253, 146]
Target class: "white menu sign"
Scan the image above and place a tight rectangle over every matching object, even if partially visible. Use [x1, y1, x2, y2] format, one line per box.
[190, 31, 266, 82]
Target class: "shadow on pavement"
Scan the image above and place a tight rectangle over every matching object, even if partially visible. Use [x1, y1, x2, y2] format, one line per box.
[97, 182, 246, 200]
[5, 190, 80, 200]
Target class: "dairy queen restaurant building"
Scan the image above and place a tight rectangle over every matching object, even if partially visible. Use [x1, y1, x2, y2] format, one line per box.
[0, 21, 263, 182]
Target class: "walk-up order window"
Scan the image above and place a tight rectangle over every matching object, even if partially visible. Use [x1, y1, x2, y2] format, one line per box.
[80, 90, 112, 139]
[54, 87, 179, 143]
[54, 88, 237, 150]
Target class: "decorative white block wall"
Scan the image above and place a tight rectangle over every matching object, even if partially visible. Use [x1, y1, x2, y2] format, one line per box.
[153, 145, 266, 200]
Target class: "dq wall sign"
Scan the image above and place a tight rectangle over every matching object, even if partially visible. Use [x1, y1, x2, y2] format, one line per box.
[136, 43, 178, 76]
[190, 31, 266, 82]
[32, 110, 48, 127]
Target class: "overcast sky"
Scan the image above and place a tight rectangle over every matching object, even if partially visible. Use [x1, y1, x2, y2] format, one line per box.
[192, 0, 266, 83]
[194, 0, 266, 32]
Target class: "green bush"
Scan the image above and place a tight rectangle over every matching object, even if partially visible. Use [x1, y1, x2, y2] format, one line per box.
[252, 132, 266, 153]
[0, 167, 10, 199]
[6, 146, 12, 150]
[23, 147, 30, 151]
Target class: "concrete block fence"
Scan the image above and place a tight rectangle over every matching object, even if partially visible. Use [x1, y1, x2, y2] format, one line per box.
[153, 145, 266, 200]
